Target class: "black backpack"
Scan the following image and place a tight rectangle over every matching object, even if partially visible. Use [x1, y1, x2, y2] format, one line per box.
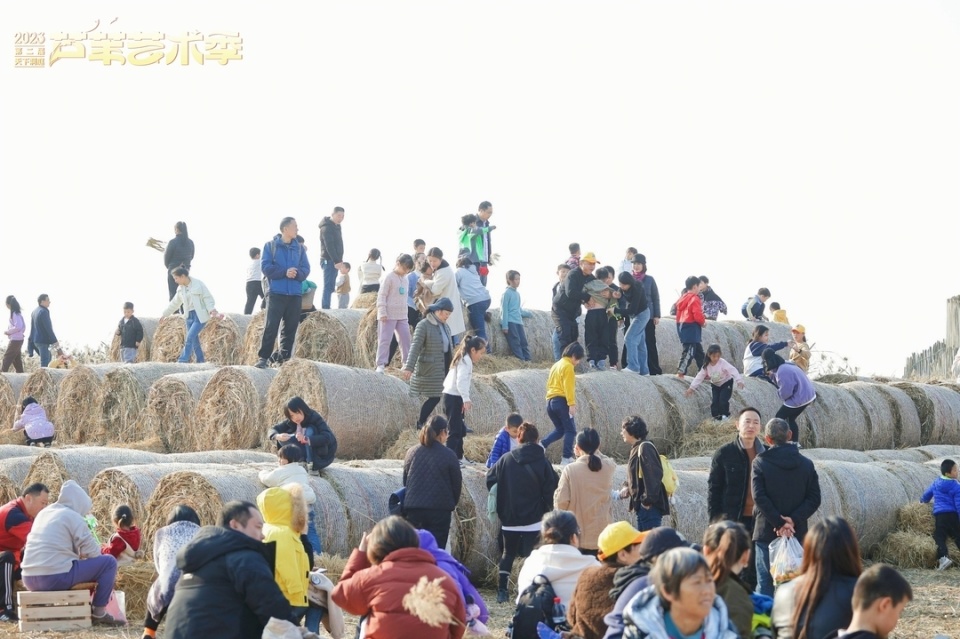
[509, 573, 570, 639]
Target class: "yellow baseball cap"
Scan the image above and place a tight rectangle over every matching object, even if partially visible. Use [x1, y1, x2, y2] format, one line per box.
[580, 252, 600, 264]
[792, 324, 806, 334]
[597, 521, 646, 560]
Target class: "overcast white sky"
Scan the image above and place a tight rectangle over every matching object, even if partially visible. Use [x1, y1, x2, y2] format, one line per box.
[2, 0, 958, 376]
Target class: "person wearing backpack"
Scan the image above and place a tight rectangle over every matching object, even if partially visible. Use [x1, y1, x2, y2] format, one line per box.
[486, 423, 559, 605]
[515, 510, 599, 607]
[618, 415, 670, 532]
[255, 217, 310, 369]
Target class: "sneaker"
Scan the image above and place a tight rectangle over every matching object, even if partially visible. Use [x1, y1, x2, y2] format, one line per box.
[937, 556, 953, 571]
[91, 611, 126, 627]
[254, 358, 268, 369]
[560, 457, 575, 466]
[497, 588, 509, 604]
[0, 607, 18, 622]
[375, 365, 385, 373]
[465, 425, 474, 434]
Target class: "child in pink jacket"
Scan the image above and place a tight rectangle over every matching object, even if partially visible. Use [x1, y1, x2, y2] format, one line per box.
[12, 396, 55, 446]
[684, 344, 744, 421]
[375, 254, 415, 372]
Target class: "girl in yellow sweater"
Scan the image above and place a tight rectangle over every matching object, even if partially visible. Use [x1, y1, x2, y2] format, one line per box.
[542, 342, 584, 465]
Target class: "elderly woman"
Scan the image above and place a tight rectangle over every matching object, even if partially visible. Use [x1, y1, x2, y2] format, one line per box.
[623, 547, 738, 639]
[403, 297, 455, 430]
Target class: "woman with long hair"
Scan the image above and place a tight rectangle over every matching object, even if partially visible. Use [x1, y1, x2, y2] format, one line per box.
[267, 396, 338, 475]
[402, 415, 461, 550]
[441, 334, 486, 462]
[620, 415, 670, 532]
[164, 221, 195, 301]
[554, 427, 616, 556]
[702, 520, 754, 639]
[772, 516, 863, 639]
[762, 348, 817, 446]
[2, 295, 25, 372]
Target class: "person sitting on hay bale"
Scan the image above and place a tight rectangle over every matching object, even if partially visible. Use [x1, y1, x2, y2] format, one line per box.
[268, 397, 338, 475]
[143, 505, 201, 638]
[0, 482, 50, 623]
[21, 480, 125, 626]
[260, 444, 322, 556]
[12, 396, 55, 447]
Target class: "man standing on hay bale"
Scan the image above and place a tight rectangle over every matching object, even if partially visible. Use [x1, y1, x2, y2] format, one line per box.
[552, 252, 598, 357]
[319, 207, 345, 310]
[256, 217, 311, 369]
[0, 482, 49, 623]
[707, 407, 765, 590]
[751, 418, 821, 597]
[165, 500, 308, 639]
[27, 293, 62, 368]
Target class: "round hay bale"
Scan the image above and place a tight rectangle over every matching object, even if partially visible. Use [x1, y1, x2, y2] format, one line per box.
[99, 363, 214, 445]
[325, 309, 365, 344]
[915, 445, 960, 459]
[489, 369, 556, 460]
[868, 460, 938, 502]
[0, 456, 39, 487]
[463, 436, 493, 464]
[142, 466, 267, 545]
[225, 313, 254, 343]
[803, 384, 870, 450]
[897, 502, 934, 535]
[19, 368, 71, 424]
[354, 308, 404, 370]
[654, 319, 684, 376]
[814, 461, 909, 551]
[670, 456, 713, 471]
[453, 466, 500, 581]
[293, 310, 363, 366]
[55, 364, 126, 445]
[350, 292, 377, 309]
[307, 473, 351, 557]
[701, 322, 748, 373]
[108, 317, 160, 363]
[648, 376, 707, 453]
[472, 356, 547, 376]
[150, 315, 186, 362]
[577, 373, 680, 461]
[265, 360, 418, 459]
[165, 450, 277, 464]
[483, 309, 556, 364]
[0, 373, 30, 437]
[198, 314, 245, 365]
[322, 463, 402, 554]
[384, 430, 420, 460]
[115, 562, 158, 622]
[194, 366, 278, 451]
[839, 382, 903, 450]
[22, 448, 162, 499]
[869, 385, 922, 448]
[890, 382, 960, 445]
[801, 449, 874, 463]
[0, 445, 43, 461]
[729, 378, 783, 427]
[241, 311, 268, 365]
[666, 470, 709, 544]
[675, 418, 738, 459]
[0, 474, 17, 504]
[865, 449, 932, 463]
[873, 530, 938, 569]
[463, 375, 513, 437]
[141, 370, 219, 452]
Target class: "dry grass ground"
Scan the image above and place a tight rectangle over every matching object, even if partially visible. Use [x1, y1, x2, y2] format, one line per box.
[14, 567, 960, 638]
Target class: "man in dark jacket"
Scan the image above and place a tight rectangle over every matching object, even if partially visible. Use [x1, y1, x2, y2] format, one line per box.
[318, 207, 345, 310]
[551, 253, 598, 356]
[708, 407, 765, 589]
[28, 294, 60, 368]
[0, 483, 49, 622]
[164, 501, 300, 639]
[752, 417, 821, 596]
[256, 217, 311, 369]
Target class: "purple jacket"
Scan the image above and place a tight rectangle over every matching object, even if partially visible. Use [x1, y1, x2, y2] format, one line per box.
[772, 363, 816, 408]
[13, 403, 54, 440]
[5, 313, 25, 341]
[416, 530, 489, 623]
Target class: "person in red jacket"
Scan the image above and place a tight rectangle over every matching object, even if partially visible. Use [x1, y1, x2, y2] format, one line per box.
[0, 483, 50, 622]
[675, 276, 706, 378]
[101, 505, 142, 566]
[332, 515, 466, 639]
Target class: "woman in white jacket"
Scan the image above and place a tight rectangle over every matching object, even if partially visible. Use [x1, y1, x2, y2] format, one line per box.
[162, 266, 220, 364]
[421, 247, 466, 338]
[441, 334, 486, 462]
[516, 509, 599, 605]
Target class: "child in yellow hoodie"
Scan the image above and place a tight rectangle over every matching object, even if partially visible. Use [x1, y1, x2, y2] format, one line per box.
[257, 485, 311, 627]
[541, 342, 585, 465]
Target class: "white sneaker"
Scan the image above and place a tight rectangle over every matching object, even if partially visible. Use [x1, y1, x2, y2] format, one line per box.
[375, 365, 385, 373]
[937, 556, 952, 571]
[560, 457, 575, 466]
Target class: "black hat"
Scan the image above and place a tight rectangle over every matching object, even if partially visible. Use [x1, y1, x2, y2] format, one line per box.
[428, 297, 454, 313]
[637, 527, 695, 562]
[632, 254, 646, 265]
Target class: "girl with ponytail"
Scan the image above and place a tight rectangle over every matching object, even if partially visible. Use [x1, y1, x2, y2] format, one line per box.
[702, 520, 754, 639]
[554, 427, 616, 556]
[441, 334, 486, 462]
[103, 504, 143, 566]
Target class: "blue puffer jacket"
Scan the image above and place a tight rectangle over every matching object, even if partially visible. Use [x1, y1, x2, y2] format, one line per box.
[921, 476, 960, 515]
[261, 235, 310, 296]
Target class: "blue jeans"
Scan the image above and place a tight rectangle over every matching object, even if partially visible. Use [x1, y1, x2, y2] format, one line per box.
[755, 541, 774, 597]
[35, 343, 52, 368]
[542, 396, 577, 459]
[466, 299, 491, 345]
[624, 309, 650, 373]
[308, 507, 322, 557]
[178, 310, 205, 363]
[505, 322, 531, 361]
[321, 260, 338, 310]
[552, 328, 562, 361]
[636, 505, 662, 532]
[305, 606, 324, 634]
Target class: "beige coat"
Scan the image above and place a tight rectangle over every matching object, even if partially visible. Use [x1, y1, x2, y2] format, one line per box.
[554, 453, 616, 551]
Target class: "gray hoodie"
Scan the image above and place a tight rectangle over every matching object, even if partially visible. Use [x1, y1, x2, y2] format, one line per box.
[21, 480, 101, 576]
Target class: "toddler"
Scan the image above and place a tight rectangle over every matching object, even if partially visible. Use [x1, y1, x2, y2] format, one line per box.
[335, 262, 352, 309]
[12, 396, 54, 446]
[102, 504, 143, 566]
[770, 302, 790, 325]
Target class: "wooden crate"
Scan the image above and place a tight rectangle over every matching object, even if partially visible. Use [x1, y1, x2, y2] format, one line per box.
[17, 589, 91, 632]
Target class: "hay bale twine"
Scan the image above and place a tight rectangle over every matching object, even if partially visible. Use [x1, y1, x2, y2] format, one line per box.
[453, 466, 500, 581]
[667, 470, 710, 544]
[0, 373, 30, 438]
[55, 364, 126, 445]
[803, 384, 870, 450]
[869, 385, 922, 448]
[194, 366, 278, 451]
[150, 315, 186, 362]
[293, 310, 360, 366]
[350, 292, 377, 309]
[483, 309, 556, 363]
[890, 382, 960, 445]
[108, 317, 160, 363]
[322, 463, 402, 555]
[868, 460, 938, 501]
[198, 314, 245, 365]
[19, 368, 71, 423]
[165, 450, 277, 464]
[0, 474, 17, 504]
[22, 448, 163, 499]
[0, 456, 38, 486]
[265, 360, 417, 459]
[864, 449, 932, 463]
[814, 461, 909, 550]
[241, 311, 268, 365]
[100, 363, 214, 445]
[801, 449, 873, 463]
[839, 382, 903, 450]
[577, 373, 679, 461]
[141, 370, 220, 452]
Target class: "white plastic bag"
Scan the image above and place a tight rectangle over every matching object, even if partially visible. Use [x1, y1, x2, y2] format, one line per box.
[769, 535, 803, 586]
[262, 617, 320, 639]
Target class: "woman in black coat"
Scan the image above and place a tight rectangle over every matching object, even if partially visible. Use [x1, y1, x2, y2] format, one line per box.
[402, 415, 462, 550]
[268, 396, 338, 473]
[164, 221, 196, 301]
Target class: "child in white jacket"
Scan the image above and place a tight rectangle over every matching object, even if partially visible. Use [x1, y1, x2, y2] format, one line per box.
[12, 396, 54, 446]
[684, 344, 745, 421]
[441, 335, 487, 463]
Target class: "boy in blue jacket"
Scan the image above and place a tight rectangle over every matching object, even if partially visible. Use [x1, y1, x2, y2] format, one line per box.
[921, 458, 960, 570]
[486, 413, 523, 468]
